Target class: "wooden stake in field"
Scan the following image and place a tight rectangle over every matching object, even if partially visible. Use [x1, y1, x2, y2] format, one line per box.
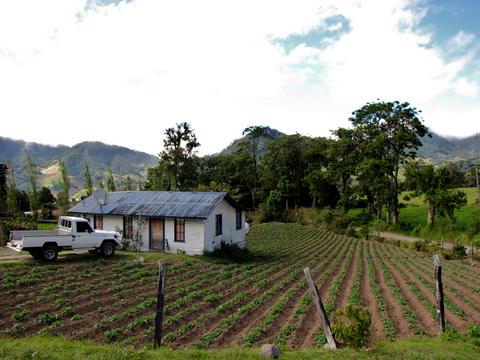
[303, 267, 337, 349]
[154, 261, 166, 347]
[434, 255, 446, 334]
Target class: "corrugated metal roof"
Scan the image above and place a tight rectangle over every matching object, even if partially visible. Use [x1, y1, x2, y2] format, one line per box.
[68, 191, 235, 219]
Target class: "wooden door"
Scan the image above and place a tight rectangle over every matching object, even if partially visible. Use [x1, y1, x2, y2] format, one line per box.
[150, 219, 164, 250]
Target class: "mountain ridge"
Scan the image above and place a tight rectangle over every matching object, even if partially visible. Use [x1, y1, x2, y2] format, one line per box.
[0, 137, 158, 194]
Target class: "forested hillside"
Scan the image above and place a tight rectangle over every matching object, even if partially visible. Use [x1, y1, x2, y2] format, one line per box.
[0, 137, 157, 193]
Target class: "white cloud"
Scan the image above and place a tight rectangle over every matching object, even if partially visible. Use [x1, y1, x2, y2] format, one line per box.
[453, 77, 478, 97]
[0, 0, 479, 156]
[447, 30, 475, 51]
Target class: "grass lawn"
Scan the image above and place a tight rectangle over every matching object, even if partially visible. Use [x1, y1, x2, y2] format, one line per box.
[349, 187, 480, 242]
[400, 187, 479, 230]
[0, 335, 478, 360]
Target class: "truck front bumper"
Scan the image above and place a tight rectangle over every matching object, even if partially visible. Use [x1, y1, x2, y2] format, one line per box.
[6, 242, 22, 252]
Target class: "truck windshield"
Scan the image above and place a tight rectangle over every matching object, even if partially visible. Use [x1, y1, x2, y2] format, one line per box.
[76, 222, 92, 233]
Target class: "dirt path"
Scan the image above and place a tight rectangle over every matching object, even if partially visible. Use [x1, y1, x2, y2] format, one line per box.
[374, 231, 472, 253]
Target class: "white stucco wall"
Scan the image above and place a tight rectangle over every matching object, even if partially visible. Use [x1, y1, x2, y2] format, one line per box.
[102, 216, 123, 233]
[163, 218, 205, 256]
[204, 199, 246, 252]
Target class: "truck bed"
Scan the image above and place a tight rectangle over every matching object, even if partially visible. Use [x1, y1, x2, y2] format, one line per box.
[8, 229, 74, 252]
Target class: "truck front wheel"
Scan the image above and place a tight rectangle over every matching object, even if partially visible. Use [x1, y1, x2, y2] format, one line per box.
[41, 246, 58, 261]
[100, 242, 116, 257]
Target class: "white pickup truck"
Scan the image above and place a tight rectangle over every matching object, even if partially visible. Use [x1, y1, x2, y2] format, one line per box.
[7, 216, 121, 261]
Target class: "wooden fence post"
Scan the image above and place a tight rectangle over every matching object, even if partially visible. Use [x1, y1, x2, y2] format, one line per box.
[154, 261, 166, 347]
[304, 267, 337, 349]
[434, 255, 446, 334]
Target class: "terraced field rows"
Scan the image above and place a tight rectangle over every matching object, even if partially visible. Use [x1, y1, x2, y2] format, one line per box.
[1, 222, 480, 349]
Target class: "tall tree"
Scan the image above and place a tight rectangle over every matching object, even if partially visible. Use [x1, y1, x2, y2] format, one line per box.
[242, 126, 271, 208]
[83, 162, 93, 197]
[6, 161, 19, 214]
[24, 152, 39, 224]
[125, 176, 133, 191]
[38, 186, 56, 217]
[136, 175, 143, 191]
[328, 128, 359, 211]
[57, 158, 70, 212]
[160, 122, 200, 191]
[106, 166, 116, 192]
[262, 134, 306, 212]
[349, 100, 428, 225]
[0, 164, 7, 212]
[405, 162, 467, 226]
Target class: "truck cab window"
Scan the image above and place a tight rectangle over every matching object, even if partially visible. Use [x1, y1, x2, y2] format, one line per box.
[77, 222, 92, 233]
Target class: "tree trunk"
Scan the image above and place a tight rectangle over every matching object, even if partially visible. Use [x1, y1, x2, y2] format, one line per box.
[376, 205, 382, 221]
[427, 203, 436, 226]
[385, 199, 391, 225]
[367, 202, 373, 217]
[393, 207, 399, 226]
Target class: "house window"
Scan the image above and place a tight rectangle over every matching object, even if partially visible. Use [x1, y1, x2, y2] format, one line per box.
[215, 214, 222, 236]
[94, 215, 103, 230]
[123, 216, 133, 238]
[236, 209, 242, 230]
[175, 218, 185, 242]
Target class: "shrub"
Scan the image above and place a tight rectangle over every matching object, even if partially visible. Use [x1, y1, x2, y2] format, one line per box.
[413, 240, 428, 253]
[317, 208, 336, 225]
[358, 226, 370, 240]
[257, 190, 287, 223]
[11, 310, 29, 322]
[104, 328, 122, 342]
[451, 245, 467, 260]
[36, 313, 58, 325]
[332, 305, 371, 349]
[467, 325, 480, 338]
[205, 242, 253, 263]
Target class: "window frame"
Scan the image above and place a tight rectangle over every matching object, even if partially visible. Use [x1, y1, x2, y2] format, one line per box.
[123, 216, 133, 239]
[235, 209, 242, 230]
[94, 215, 103, 230]
[215, 214, 222, 236]
[174, 218, 185, 242]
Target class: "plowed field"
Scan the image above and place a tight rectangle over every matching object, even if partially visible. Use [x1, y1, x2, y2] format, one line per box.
[1, 223, 480, 349]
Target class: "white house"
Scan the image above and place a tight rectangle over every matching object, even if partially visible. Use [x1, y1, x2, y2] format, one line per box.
[68, 191, 246, 255]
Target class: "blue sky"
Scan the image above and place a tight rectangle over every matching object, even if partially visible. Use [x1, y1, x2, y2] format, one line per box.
[423, 1, 480, 42]
[0, 0, 479, 155]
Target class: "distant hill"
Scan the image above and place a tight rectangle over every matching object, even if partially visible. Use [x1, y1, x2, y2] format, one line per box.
[220, 127, 480, 167]
[417, 132, 480, 167]
[2, 127, 479, 198]
[0, 137, 158, 196]
[221, 127, 285, 156]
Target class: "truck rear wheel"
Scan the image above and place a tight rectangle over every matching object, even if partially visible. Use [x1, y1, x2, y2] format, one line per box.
[100, 242, 115, 257]
[41, 246, 58, 261]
